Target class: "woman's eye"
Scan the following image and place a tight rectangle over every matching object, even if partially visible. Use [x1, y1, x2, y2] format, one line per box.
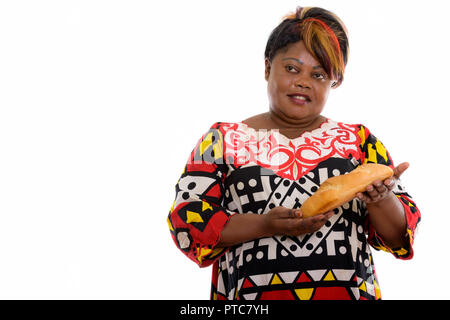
[313, 73, 326, 80]
[285, 65, 297, 73]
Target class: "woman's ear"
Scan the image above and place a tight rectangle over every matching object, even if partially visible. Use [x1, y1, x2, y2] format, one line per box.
[264, 58, 271, 81]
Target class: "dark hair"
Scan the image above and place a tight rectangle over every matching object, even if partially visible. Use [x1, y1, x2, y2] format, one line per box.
[264, 7, 349, 85]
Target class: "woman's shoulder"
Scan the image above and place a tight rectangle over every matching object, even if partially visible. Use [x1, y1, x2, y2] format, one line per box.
[240, 113, 268, 129]
[207, 113, 267, 130]
[326, 118, 372, 136]
[204, 119, 251, 133]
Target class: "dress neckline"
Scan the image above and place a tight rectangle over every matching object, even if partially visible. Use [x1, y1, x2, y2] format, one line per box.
[236, 117, 331, 142]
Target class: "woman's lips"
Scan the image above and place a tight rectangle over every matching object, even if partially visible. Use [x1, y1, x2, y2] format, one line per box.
[288, 94, 311, 106]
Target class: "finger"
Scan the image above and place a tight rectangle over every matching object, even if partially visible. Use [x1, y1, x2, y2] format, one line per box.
[357, 192, 373, 202]
[312, 216, 330, 230]
[277, 207, 295, 219]
[322, 211, 334, 220]
[365, 184, 379, 199]
[311, 212, 332, 224]
[393, 162, 409, 179]
[324, 211, 334, 219]
[299, 218, 323, 234]
[296, 211, 333, 235]
[373, 180, 387, 194]
[384, 178, 395, 190]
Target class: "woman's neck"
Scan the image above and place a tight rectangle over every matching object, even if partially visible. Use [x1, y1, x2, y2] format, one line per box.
[265, 110, 326, 132]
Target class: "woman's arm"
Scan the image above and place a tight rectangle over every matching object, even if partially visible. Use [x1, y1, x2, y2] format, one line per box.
[357, 162, 410, 249]
[216, 207, 334, 248]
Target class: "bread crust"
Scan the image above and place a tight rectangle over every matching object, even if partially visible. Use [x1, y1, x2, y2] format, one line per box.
[301, 163, 394, 217]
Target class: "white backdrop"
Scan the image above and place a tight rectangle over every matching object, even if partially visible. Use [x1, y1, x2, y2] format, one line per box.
[0, 0, 448, 299]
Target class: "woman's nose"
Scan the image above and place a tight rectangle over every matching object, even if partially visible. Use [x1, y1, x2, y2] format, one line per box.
[295, 74, 311, 89]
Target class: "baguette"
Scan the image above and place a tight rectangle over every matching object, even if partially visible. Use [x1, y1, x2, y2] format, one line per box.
[301, 163, 394, 218]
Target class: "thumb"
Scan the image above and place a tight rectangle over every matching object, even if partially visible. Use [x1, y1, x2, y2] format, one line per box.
[393, 162, 409, 179]
[287, 208, 302, 218]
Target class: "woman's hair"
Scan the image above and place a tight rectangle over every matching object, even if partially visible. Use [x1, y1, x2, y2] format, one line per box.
[264, 6, 349, 86]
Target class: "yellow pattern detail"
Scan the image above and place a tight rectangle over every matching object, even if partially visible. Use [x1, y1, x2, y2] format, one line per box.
[186, 210, 204, 223]
[270, 274, 283, 285]
[167, 217, 173, 232]
[375, 140, 388, 162]
[358, 126, 366, 147]
[202, 201, 213, 212]
[394, 247, 408, 256]
[323, 270, 335, 281]
[199, 132, 214, 156]
[212, 140, 223, 160]
[359, 281, 367, 292]
[196, 247, 212, 263]
[199, 130, 223, 160]
[295, 288, 314, 300]
[209, 247, 225, 258]
[374, 280, 381, 299]
[407, 228, 413, 239]
[367, 143, 378, 163]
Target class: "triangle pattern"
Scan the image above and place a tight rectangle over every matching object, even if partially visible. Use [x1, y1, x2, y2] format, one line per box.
[250, 274, 272, 287]
[359, 281, 367, 293]
[201, 201, 213, 212]
[296, 272, 312, 283]
[279, 271, 299, 284]
[323, 270, 335, 281]
[242, 277, 254, 289]
[332, 269, 355, 281]
[243, 293, 258, 300]
[307, 269, 327, 281]
[270, 273, 283, 285]
[294, 288, 314, 300]
[186, 210, 203, 223]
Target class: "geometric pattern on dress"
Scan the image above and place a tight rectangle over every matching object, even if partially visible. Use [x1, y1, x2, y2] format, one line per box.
[168, 120, 421, 301]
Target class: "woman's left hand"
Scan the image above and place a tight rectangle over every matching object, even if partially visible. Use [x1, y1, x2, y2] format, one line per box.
[356, 162, 409, 204]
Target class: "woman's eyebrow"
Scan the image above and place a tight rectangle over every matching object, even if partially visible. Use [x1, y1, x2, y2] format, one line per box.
[282, 57, 323, 70]
[282, 57, 304, 64]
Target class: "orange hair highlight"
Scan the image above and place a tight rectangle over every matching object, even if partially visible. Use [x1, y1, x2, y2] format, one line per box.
[301, 17, 345, 82]
[278, 7, 348, 85]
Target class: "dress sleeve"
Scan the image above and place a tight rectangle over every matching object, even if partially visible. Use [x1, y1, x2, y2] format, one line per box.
[357, 125, 421, 260]
[167, 122, 235, 267]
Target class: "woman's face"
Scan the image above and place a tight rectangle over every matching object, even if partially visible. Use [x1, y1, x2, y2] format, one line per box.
[265, 40, 336, 124]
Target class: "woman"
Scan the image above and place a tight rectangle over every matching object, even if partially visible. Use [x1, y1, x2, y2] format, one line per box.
[167, 6, 421, 300]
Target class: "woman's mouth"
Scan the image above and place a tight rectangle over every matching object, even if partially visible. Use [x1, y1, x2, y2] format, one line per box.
[288, 94, 311, 106]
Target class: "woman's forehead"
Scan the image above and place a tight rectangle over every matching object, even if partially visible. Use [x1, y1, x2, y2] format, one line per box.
[275, 41, 320, 66]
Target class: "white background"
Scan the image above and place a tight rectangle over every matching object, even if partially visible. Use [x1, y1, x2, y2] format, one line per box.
[0, 0, 448, 299]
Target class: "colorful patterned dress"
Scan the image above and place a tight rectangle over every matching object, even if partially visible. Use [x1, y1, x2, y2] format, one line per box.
[167, 118, 421, 300]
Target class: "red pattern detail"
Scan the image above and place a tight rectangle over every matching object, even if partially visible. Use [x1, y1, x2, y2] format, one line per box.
[312, 287, 351, 300]
[259, 290, 296, 300]
[242, 278, 254, 289]
[186, 162, 215, 174]
[221, 121, 361, 180]
[297, 272, 312, 283]
[217, 293, 228, 300]
[205, 183, 221, 199]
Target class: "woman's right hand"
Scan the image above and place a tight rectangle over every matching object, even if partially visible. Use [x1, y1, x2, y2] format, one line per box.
[263, 206, 334, 237]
